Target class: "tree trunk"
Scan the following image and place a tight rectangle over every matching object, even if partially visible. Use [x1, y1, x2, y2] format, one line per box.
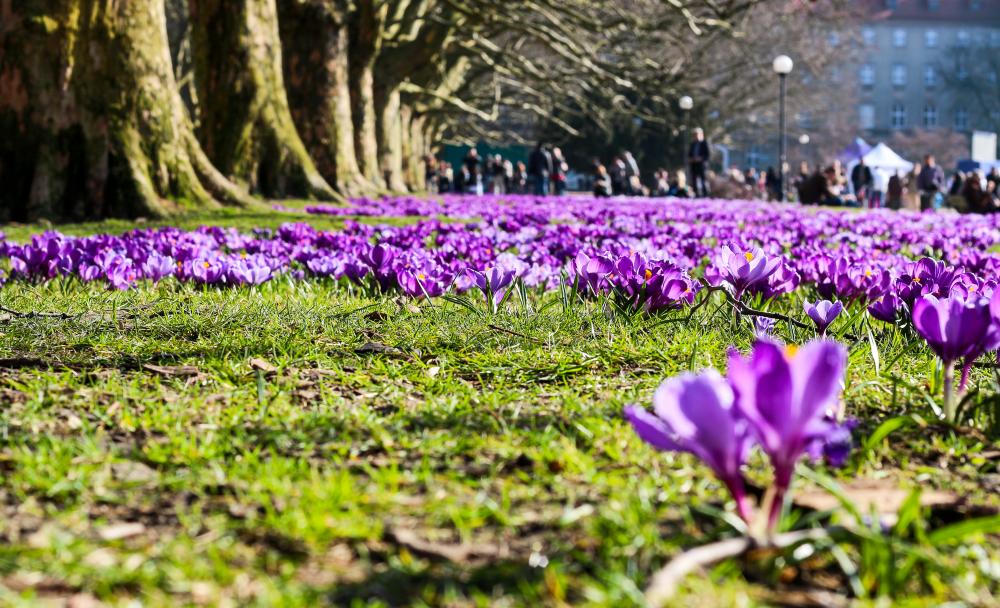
[0, 0, 254, 223]
[375, 84, 407, 192]
[277, 0, 372, 197]
[348, 0, 385, 189]
[401, 107, 427, 192]
[188, 0, 338, 201]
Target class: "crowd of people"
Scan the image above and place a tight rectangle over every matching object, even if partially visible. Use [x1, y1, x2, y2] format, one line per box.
[425, 132, 1000, 214]
[426, 144, 571, 196]
[784, 155, 1000, 213]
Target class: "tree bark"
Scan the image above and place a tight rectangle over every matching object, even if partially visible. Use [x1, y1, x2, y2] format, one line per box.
[349, 0, 386, 189]
[277, 0, 373, 197]
[188, 0, 338, 201]
[0, 0, 254, 223]
[401, 107, 428, 191]
[375, 83, 407, 192]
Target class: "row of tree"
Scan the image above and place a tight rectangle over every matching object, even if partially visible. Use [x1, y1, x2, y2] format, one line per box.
[1, 1, 848, 222]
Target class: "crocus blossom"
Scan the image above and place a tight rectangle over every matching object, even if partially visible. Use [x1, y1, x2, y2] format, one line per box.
[912, 294, 1000, 421]
[727, 339, 847, 526]
[624, 370, 754, 522]
[626, 339, 850, 530]
[803, 299, 843, 336]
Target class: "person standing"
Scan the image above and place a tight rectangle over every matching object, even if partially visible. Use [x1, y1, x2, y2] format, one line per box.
[886, 171, 904, 210]
[622, 151, 641, 195]
[463, 148, 482, 195]
[850, 157, 874, 207]
[917, 155, 946, 210]
[687, 128, 711, 197]
[528, 142, 553, 196]
[552, 147, 569, 195]
[610, 156, 628, 195]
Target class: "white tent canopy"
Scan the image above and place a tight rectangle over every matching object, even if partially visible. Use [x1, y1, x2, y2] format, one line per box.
[846, 142, 914, 193]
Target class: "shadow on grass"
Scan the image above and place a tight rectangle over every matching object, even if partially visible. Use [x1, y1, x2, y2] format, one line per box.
[324, 560, 546, 606]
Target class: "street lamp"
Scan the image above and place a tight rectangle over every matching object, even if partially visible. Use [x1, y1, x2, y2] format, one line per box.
[679, 96, 693, 173]
[798, 134, 810, 145]
[772, 55, 793, 201]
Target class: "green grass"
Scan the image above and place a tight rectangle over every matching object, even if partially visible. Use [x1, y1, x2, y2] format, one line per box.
[0, 208, 997, 606]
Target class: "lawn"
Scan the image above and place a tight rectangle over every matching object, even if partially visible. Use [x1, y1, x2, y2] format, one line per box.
[0, 197, 998, 606]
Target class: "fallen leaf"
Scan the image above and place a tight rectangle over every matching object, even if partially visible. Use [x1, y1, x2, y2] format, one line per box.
[795, 479, 959, 525]
[249, 358, 277, 374]
[111, 461, 158, 484]
[83, 548, 118, 568]
[143, 364, 200, 377]
[384, 526, 506, 564]
[355, 342, 405, 357]
[365, 310, 388, 322]
[97, 521, 146, 541]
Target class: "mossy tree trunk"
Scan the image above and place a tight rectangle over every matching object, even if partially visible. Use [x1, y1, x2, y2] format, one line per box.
[374, 83, 408, 192]
[401, 107, 429, 191]
[0, 0, 253, 223]
[188, 0, 338, 201]
[348, 0, 386, 190]
[277, 0, 372, 197]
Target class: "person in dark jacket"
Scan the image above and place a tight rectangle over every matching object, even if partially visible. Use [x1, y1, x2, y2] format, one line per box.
[850, 158, 874, 205]
[687, 128, 711, 197]
[593, 165, 612, 197]
[527, 143, 553, 196]
[917, 154, 946, 210]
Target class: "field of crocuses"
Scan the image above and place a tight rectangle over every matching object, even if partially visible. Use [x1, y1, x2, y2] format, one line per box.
[0, 195, 998, 606]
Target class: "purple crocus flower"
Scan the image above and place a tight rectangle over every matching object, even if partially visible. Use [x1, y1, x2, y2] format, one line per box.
[727, 339, 847, 526]
[467, 267, 516, 311]
[868, 291, 904, 323]
[624, 370, 754, 522]
[142, 253, 176, 283]
[912, 295, 996, 366]
[705, 244, 782, 300]
[803, 299, 843, 336]
[754, 316, 776, 338]
[572, 251, 615, 295]
[912, 294, 1000, 421]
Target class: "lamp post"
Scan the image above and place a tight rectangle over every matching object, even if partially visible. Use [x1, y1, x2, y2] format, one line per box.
[772, 55, 793, 201]
[679, 95, 693, 175]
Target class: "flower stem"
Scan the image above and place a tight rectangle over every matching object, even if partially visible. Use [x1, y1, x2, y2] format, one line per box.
[943, 362, 955, 424]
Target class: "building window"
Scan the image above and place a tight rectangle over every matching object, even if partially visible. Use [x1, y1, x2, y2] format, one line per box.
[955, 106, 969, 129]
[925, 30, 939, 48]
[893, 29, 907, 47]
[923, 105, 938, 127]
[859, 104, 876, 130]
[957, 30, 971, 47]
[828, 31, 840, 47]
[924, 64, 937, 87]
[928, 0, 940, 10]
[863, 27, 877, 46]
[891, 63, 907, 87]
[891, 103, 906, 129]
[860, 64, 875, 86]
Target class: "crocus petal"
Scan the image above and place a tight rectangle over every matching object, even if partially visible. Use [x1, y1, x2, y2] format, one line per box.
[623, 405, 680, 452]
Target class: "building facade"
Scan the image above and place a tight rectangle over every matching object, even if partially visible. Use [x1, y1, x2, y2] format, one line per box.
[853, 0, 1000, 136]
